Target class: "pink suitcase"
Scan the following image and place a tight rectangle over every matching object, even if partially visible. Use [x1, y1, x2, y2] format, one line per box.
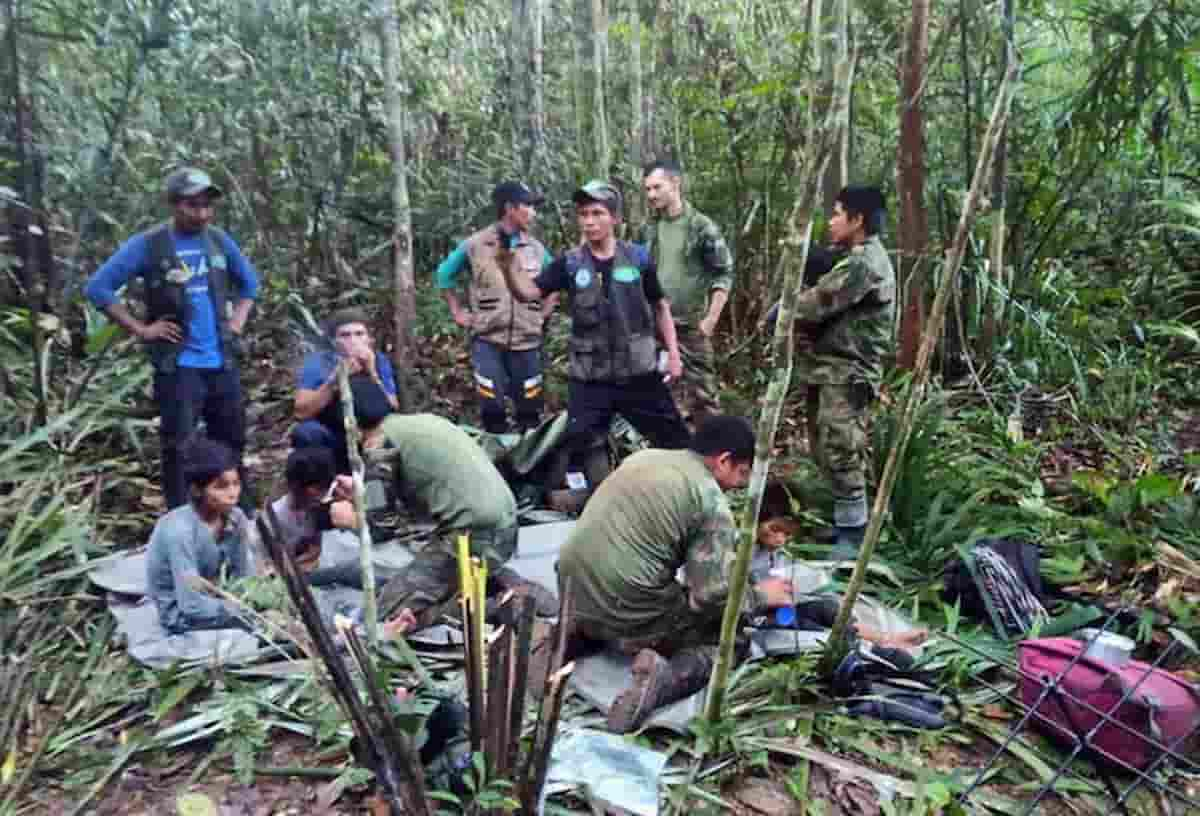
[1018, 637, 1200, 771]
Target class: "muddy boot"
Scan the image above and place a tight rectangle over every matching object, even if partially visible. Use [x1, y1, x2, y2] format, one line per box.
[546, 488, 590, 516]
[488, 567, 558, 618]
[606, 648, 713, 734]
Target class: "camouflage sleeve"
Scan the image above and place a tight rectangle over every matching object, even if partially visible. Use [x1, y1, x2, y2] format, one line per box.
[699, 217, 734, 292]
[684, 492, 766, 618]
[793, 251, 873, 327]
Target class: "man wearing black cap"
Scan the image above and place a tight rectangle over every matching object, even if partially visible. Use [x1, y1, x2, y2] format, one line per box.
[434, 181, 555, 433]
[793, 185, 895, 558]
[499, 180, 691, 509]
[85, 167, 259, 510]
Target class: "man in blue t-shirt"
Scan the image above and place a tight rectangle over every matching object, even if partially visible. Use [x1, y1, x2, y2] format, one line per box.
[292, 308, 398, 473]
[85, 167, 259, 510]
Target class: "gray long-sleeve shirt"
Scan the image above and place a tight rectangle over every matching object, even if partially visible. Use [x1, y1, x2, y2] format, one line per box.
[145, 504, 251, 633]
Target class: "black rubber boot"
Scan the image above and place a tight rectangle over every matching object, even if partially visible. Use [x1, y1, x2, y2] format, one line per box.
[831, 524, 866, 561]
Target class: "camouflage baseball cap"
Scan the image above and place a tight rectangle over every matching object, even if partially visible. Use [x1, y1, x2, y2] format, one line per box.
[572, 180, 622, 215]
[165, 167, 223, 201]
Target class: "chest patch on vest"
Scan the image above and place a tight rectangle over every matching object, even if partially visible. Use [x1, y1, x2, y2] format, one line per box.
[612, 265, 641, 283]
[574, 267, 593, 289]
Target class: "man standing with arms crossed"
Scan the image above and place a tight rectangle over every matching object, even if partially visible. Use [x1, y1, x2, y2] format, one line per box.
[500, 181, 692, 509]
[436, 181, 555, 433]
[86, 168, 259, 510]
[641, 160, 734, 428]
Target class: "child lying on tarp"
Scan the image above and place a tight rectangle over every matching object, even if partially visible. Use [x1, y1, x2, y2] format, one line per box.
[145, 438, 257, 634]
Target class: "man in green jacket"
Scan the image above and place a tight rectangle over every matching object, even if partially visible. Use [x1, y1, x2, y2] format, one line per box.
[641, 160, 734, 428]
[555, 416, 794, 733]
[793, 186, 895, 558]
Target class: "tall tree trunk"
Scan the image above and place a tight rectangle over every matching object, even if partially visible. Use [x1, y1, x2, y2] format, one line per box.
[530, 0, 547, 170]
[6, 0, 48, 427]
[820, 61, 1020, 678]
[980, 0, 1013, 357]
[511, 0, 526, 157]
[819, 0, 849, 214]
[590, 0, 610, 177]
[704, 0, 856, 722]
[628, 0, 644, 224]
[572, 0, 588, 155]
[896, 0, 930, 370]
[376, 0, 415, 411]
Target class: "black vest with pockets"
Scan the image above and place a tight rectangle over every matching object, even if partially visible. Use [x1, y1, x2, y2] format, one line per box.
[565, 241, 657, 382]
[144, 223, 233, 372]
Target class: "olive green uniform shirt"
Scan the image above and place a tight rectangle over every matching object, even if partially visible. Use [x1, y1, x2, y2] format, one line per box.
[378, 414, 517, 532]
[641, 202, 734, 326]
[558, 448, 763, 632]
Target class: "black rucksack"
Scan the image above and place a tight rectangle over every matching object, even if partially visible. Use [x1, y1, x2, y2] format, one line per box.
[943, 538, 1048, 639]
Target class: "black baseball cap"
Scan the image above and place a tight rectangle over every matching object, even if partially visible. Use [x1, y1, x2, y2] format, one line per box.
[492, 181, 544, 209]
[572, 180, 622, 215]
[166, 167, 223, 201]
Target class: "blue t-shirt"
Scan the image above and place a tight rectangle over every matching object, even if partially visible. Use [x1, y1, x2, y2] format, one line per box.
[297, 350, 398, 397]
[85, 227, 259, 369]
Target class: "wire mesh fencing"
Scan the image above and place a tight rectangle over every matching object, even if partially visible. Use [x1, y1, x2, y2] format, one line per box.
[950, 608, 1199, 815]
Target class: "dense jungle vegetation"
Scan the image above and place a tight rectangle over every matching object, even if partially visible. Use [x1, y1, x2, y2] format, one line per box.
[1, 0, 1199, 812]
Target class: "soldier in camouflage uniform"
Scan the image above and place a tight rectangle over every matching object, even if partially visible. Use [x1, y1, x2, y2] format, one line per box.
[337, 413, 528, 635]
[640, 160, 734, 428]
[794, 186, 895, 558]
[554, 416, 795, 733]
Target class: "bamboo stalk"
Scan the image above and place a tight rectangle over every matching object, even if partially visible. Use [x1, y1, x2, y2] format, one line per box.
[819, 59, 1021, 678]
[258, 505, 428, 815]
[485, 625, 513, 777]
[704, 0, 858, 723]
[505, 595, 536, 767]
[340, 622, 429, 811]
[337, 361, 378, 644]
[520, 662, 575, 815]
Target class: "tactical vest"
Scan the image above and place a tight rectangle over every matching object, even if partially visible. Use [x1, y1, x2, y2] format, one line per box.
[143, 223, 234, 373]
[565, 242, 657, 382]
[464, 225, 546, 351]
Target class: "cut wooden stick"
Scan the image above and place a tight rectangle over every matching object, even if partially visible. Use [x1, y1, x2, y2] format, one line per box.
[521, 662, 575, 815]
[258, 504, 429, 815]
[506, 594, 536, 768]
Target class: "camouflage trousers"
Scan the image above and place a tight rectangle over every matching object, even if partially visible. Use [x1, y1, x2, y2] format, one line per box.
[804, 382, 873, 527]
[377, 523, 519, 623]
[668, 327, 721, 424]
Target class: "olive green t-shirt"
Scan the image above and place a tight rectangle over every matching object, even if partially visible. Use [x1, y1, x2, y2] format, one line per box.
[379, 414, 517, 531]
[655, 214, 701, 322]
[559, 448, 758, 632]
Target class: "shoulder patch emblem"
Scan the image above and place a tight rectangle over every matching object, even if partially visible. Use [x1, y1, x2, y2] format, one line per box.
[613, 265, 641, 283]
[574, 267, 593, 288]
[166, 267, 192, 284]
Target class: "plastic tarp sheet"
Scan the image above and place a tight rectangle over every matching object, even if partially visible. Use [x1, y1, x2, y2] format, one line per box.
[544, 729, 668, 816]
